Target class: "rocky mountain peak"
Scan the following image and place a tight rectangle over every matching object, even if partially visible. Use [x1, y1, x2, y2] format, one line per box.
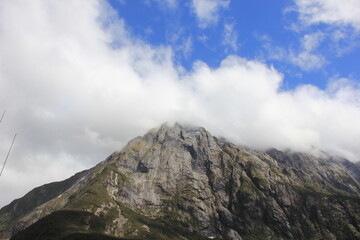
[117, 122, 221, 175]
[1, 123, 360, 240]
[143, 122, 216, 148]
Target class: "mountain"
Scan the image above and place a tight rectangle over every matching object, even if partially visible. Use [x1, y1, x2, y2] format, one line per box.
[1, 123, 360, 240]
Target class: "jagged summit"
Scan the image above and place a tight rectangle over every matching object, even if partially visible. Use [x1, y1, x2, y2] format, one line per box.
[1, 123, 360, 240]
[143, 122, 213, 143]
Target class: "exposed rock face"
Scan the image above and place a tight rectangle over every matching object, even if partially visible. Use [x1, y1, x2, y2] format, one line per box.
[1, 123, 360, 240]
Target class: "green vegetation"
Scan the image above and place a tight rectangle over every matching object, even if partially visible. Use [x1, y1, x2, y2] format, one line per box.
[11, 202, 207, 240]
[117, 203, 206, 240]
[65, 163, 127, 211]
[11, 210, 110, 240]
[62, 233, 123, 240]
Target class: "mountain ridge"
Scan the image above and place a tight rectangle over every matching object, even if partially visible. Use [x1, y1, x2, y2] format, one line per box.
[1, 123, 360, 240]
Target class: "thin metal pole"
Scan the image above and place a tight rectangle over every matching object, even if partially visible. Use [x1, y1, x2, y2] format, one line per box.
[0, 133, 17, 177]
[0, 110, 5, 123]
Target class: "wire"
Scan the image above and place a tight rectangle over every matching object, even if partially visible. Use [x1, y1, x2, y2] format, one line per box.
[0, 110, 5, 123]
[0, 133, 17, 177]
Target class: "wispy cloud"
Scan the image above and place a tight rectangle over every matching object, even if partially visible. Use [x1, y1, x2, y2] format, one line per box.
[288, 51, 326, 71]
[181, 36, 193, 58]
[283, 1, 360, 67]
[295, 0, 360, 31]
[144, 0, 178, 8]
[168, 28, 193, 59]
[264, 32, 326, 71]
[164, 0, 178, 8]
[301, 32, 324, 51]
[289, 32, 326, 70]
[222, 22, 239, 52]
[329, 27, 360, 57]
[191, 0, 230, 28]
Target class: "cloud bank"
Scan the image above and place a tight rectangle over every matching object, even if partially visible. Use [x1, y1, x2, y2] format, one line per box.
[0, 0, 360, 207]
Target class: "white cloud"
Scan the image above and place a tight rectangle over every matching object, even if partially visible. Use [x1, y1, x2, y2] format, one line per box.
[191, 0, 230, 28]
[187, 57, 360, 162]
[1, 0, 360, 208]
[288, 1, 360, 61]
[295, 0, 360, 30]
[288, 50, 326, 71]
[222, 23, 238, 52]
[291, 32, 326, 70]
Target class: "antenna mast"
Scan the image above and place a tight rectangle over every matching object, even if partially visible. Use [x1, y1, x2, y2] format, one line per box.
[0, 110, 17, 177]
[0, 110, 5, 123]
[0, 133, 17, 177]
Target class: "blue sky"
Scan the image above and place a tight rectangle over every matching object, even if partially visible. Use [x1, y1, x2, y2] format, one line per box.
[108, 0, 360, 90]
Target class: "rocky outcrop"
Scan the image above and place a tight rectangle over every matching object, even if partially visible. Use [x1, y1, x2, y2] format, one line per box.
[1, 123, 360, 240]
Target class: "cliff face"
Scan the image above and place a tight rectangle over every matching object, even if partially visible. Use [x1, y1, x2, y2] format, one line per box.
[1, 123, 360, 240]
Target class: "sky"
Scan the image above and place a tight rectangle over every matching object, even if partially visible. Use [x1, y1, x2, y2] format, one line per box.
[0, 0, 360, 208]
